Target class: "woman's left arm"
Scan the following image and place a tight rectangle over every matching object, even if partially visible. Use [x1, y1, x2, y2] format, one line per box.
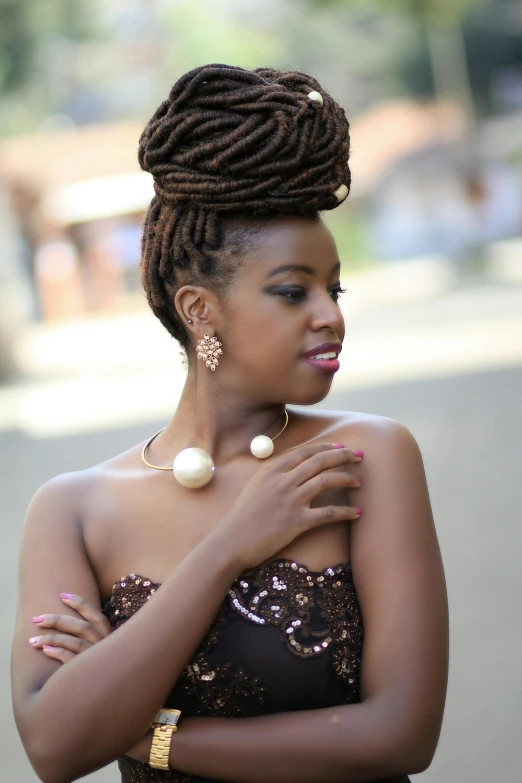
[37, 419, 448, 783]
[161, 419, 449, 783]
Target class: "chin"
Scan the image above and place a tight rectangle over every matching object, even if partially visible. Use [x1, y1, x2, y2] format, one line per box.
[287, 379, 335, 406]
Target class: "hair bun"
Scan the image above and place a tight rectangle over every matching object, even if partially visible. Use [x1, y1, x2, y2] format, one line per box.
[138, 63, 350, 215]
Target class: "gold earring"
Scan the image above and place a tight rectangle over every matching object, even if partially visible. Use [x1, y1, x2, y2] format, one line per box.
[196, 333, 223, 371]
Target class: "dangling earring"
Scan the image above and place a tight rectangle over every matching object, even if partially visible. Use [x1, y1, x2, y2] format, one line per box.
[196, 333, 223, 371]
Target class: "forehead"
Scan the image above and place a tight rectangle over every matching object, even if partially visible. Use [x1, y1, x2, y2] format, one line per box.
[239, 218, 340, 281]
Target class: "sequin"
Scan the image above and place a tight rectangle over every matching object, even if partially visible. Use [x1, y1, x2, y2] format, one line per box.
[227, 560, 363, 701]
[101, 558, 363, 782]
[117, 756, 190, 783]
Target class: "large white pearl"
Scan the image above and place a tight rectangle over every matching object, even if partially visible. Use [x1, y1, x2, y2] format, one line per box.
[173, 448, 215, 488]
[250, 435, 275, 459]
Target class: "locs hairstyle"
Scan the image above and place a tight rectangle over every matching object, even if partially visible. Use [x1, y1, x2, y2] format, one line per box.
[138, 63, 351, 351]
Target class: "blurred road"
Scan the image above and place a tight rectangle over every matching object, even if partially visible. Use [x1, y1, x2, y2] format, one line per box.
[2, 263, 521, 782]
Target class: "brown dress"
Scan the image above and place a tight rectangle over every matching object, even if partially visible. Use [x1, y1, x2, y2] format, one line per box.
[101, 558, 364, 783]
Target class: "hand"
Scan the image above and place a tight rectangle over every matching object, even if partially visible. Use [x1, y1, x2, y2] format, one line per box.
[214, 442, 363, 572]
[29, 593, 112, 663]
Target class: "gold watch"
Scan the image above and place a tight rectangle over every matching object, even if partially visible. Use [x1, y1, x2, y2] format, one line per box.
[149, 708, 182, 770]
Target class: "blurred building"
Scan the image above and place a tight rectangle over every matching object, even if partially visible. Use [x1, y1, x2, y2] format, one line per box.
[0, 121, 152, 321]
[370, 144, 521, 260]
[349, 99, 522, 265]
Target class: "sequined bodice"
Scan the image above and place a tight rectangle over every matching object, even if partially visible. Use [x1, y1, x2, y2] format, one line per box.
[101, 558, 364, 783]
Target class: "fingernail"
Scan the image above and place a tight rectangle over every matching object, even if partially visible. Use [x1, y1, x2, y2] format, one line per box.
[32, 616, 45, 623]
[43, 645, 54, 651]
[352, 449, 364, 458]
[332, 443, 344, 449]
[29, 636, 41, 644]
[60, 593, 75, 600]
[355, 508, 363, 516]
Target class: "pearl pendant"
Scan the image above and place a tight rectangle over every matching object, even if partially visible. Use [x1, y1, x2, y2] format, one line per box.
[250, 435, 275, 460]
[173, 447, 215, 489]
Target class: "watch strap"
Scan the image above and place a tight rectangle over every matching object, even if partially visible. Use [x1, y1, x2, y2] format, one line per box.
[150, 723, 177, 770]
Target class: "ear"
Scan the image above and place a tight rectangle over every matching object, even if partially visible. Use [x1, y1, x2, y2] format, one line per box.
[175, 285, 220, 331]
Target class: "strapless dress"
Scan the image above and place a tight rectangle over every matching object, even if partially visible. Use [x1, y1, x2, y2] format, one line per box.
[101, 558, 364, 783]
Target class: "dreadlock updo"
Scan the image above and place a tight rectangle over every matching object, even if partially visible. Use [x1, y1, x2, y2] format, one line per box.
[139, 63, 351, 350]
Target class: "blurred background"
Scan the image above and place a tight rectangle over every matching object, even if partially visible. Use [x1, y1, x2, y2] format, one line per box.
[1, 0, 521, 780]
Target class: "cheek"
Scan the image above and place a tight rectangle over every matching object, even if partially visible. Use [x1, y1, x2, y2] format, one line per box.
[224, 300, 301, 367]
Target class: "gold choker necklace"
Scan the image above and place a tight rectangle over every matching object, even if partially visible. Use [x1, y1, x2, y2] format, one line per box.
[141, 410, 289, 489]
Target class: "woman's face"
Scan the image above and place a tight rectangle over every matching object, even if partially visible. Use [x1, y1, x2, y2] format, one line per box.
[216, 217, 346, 406]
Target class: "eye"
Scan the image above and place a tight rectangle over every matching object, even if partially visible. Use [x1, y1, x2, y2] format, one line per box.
[329, 285, 347, 303]
[272, 287, 307, 304]
[267, 284, 346, 305]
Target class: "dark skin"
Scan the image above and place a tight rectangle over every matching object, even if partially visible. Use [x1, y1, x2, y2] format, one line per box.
[11, 217, 448, 783]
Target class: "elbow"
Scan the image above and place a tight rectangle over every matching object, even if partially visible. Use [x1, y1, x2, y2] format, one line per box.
[16, 695, 76, 783]
[367, 706, 440, 779]
[407, 738, 438, 775]
[392, 728, 439, 777]
[25, 736, 77, 783]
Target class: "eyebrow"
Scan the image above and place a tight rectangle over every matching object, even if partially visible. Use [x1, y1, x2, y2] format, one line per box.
[265, 261, 341, 280]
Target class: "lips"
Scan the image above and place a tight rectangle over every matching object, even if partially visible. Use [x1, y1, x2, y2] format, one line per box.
[301, 342, 342, 374]
[301, 342, 342, 360]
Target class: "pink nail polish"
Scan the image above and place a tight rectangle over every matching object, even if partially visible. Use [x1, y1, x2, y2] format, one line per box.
[32, 616, 45, 623]
[43, 645, 54, 651]
[60, 593, 75, 600]
[332, 443, 344, 449]
[352, 449, 364, 458]
[354, 508, 363, 516]
[29, 636, 41, 644]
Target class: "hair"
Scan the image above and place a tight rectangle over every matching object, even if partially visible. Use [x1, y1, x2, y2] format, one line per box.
[138, 63, 351, 351]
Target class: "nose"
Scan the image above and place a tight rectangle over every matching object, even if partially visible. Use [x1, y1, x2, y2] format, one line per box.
[310, 290, 345, 338]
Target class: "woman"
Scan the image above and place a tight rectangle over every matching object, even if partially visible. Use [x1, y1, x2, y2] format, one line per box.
[11, 64, 448, 783]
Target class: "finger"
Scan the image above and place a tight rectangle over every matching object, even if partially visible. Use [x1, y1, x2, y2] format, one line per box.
[289, 446, 363, 485]
[60, 593, 112, 639]
[303, 504, 363, 530]
[42, 645, 76, 664]
[32, 613, 104, 645]
[29, 632, 91, 654]
[277, 442, 362, 474]
[298, 470, 362, 504]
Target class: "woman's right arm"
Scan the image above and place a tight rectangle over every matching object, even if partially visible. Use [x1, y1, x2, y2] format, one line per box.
[11, 472, 242, 783]
[12, 444, 362, 783]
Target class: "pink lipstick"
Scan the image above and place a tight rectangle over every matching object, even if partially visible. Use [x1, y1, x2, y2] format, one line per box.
[301, 342, 342, 374]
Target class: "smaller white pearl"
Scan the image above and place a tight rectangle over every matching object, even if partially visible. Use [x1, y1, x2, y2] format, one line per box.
[333, 184, 348, 202]
[307, 91, 323, 106]
[173, 447, 215, 488]
[250, 435, 275, 459]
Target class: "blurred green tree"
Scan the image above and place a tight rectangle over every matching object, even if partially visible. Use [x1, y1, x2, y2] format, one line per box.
[310, 0, 481, 20]
[0, 0, 105, 133]
[0, 0, 97, 92]
[307, 0, 489, 129]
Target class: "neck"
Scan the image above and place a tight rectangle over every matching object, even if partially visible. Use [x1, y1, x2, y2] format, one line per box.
[151, 369, 288, 465]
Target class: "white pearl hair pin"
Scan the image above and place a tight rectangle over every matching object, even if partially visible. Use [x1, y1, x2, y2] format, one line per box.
[307, 91, 323, 106]
[333, 184, 348, 203]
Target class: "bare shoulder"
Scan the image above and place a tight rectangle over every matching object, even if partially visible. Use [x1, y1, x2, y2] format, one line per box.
[294, 407, 419, 455]
[25, 439, 145, 526]
[26, 469, 91, 523]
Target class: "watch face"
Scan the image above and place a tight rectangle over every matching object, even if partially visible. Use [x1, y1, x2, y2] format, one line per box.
[157, 708, 181, 726]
